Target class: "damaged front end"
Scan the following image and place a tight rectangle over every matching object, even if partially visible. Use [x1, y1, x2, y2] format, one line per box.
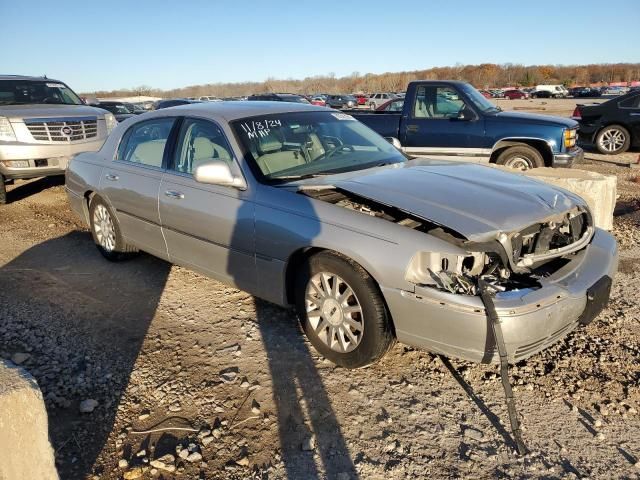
[300, 186, 594, 297]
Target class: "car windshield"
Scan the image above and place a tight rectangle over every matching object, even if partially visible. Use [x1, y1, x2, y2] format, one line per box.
[460, 84, 499, 112]
[232, 111, 406, 182]
[0, 79, 83, 106]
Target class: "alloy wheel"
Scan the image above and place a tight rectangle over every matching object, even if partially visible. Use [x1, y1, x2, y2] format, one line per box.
[599, 128, 627, 153]
[305, 272, 364, 353]
[93, 204, 116, 252]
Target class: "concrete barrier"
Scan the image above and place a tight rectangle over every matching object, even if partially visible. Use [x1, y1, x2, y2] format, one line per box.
[0, 360, 59, 480]
[492, 166, 617, 231]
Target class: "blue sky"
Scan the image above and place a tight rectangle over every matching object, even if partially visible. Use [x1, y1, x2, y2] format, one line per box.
[2, 0, 639, 92]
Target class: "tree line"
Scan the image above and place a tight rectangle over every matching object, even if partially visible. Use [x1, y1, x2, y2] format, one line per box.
[86, 62, 640, 99]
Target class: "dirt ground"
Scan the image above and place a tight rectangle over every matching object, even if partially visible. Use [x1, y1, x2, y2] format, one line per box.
[1, 137, 639, 478]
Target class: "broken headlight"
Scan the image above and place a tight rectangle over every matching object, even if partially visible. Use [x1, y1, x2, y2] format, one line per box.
[405, 251, 487, 295]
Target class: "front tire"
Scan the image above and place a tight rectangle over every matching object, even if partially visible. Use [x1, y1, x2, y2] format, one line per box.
[295, 251, 395, 369]
[89, 196, 138, 261]
[596, 125, 631, 154]
[369, 103, 376, 111]
[496, 145, 545, 170]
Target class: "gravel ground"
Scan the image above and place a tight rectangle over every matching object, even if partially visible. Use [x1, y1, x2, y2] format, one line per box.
[0, 156, 638, 480]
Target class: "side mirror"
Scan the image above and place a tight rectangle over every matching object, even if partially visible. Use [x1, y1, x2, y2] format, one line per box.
[453, 109, 473, 121]
[194, 161, 245, 189]
[385, 137, 402, 149]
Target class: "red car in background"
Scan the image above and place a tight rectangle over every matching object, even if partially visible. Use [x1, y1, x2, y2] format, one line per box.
[310, 96, 326, 106]
[354, 94, 368, 105]
[479, 90, 493, 99]
[504, 89, 529, 100]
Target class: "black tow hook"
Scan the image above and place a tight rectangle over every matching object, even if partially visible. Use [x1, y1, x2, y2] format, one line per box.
[478, 278, 527, 456]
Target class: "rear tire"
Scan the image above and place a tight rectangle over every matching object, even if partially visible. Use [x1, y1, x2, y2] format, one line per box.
[496, 145, 545, 170]
[0, 174, 6, 205]
[89, 196, 138, 261]
[369, 103, 376, 111]
[595, 125, 631, 154]
[295, 251, 395, 369]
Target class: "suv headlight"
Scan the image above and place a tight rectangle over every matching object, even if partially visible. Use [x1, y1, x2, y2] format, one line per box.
[0, 116, 17, 142]
[104, 113, 117, 134]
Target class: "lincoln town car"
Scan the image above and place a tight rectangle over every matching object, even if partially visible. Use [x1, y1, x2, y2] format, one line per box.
[66, 102, 618, 368]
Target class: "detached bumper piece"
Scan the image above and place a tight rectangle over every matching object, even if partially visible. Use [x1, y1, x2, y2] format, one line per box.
[479, 278, 527, 455]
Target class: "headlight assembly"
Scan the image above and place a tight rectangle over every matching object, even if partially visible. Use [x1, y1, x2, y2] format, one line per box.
[104, 113, 117, 134]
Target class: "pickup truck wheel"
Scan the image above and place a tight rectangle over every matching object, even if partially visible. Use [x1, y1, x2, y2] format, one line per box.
[596, 125, 630, 154]
[496, 145, 544, 170]
[89, 196, 138, 261]
[369, 103, 376, 110]
[0, 174, 6, 205]
[296, 251, 395, 369]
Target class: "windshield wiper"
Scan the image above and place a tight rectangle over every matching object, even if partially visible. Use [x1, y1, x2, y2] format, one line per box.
[270, 173, 328, 181]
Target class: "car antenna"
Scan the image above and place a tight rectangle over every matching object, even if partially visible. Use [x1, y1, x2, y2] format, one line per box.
[43, 74, 48, 79]
[478, 277, 527, 456]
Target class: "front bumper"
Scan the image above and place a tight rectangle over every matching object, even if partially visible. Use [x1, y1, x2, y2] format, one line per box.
[552, 146, 583, 168]
[383, 228, 618, 364]
[0, 138, 105, 179]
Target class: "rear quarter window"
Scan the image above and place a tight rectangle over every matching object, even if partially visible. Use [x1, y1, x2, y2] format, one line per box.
[619, 95, 640, 108]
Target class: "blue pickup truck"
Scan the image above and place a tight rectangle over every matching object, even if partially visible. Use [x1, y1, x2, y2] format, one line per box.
[351, 80, 583, 169]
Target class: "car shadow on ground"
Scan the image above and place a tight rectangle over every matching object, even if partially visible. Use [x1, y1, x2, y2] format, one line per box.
[5, 176, 65, 203]
[0, 231, 171, 479]
[228, 191, 359, 479]
[253, 297, 359, 479]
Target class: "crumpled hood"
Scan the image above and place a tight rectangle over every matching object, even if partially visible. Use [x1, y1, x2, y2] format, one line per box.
[331, 161, 585, 241]
[493, 110, 578, 128]
[1, 104, 108, 122]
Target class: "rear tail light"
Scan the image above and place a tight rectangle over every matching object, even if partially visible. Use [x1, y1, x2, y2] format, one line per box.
[571, 107, 582, 120]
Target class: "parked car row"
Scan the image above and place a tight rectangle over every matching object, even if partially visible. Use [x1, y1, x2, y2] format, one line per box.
[2, 73, 637, 208]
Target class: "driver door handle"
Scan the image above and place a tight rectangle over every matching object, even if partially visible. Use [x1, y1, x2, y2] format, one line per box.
[105, 173, 119, 181]
[164, 190, 185, 199]
[406, 124, 419, 133]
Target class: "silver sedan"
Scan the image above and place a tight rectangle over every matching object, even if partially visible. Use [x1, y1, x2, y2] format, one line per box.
[66, 102, 618, 368]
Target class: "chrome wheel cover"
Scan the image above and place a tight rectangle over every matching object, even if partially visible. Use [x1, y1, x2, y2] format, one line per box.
[599, 128, 626, 153]
[305, 272, 364, 353]
[93, 204, 116, 252]
[504, 156, 533, 170]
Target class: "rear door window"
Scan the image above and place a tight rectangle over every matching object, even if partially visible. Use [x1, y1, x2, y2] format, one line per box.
[117, 118, 176, 168]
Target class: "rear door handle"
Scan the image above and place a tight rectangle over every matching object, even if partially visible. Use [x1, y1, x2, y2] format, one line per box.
[105, 173, 119, 181]
[164, 190, 185, 199]
[406, 124, 419, 133]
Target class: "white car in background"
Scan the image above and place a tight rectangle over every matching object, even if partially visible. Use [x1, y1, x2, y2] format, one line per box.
[533, 85, 569, 98]
[367, 93, 398, 110]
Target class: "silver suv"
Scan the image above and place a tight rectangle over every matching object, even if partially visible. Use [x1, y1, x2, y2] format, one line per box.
[0, 75, 116, 204]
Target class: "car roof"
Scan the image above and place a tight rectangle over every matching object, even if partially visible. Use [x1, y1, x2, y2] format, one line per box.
[147, 100, 324, 121]
[0, 75, 64, 82]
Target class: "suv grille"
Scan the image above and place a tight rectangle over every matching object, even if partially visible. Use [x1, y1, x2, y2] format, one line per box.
[25, 117, 98, 142]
